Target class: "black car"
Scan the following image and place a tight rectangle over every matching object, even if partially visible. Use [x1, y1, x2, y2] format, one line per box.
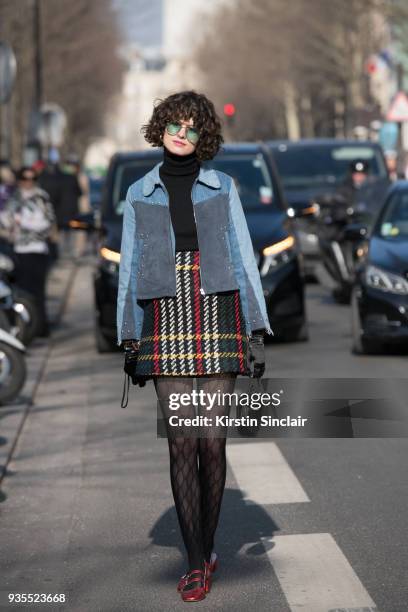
[351, 181, 408, 354]
[267, 139, 390, 277]
[84, 144, 307, 352]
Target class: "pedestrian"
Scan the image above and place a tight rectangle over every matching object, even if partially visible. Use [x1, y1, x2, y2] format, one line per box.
[0, 161, 16, 258]
[39, 155, 82, 259]
[0, 166, 58, 337]
[117, 91, 272, 602]
[64, 154, 91, 257]
[0, 160, 16, 211]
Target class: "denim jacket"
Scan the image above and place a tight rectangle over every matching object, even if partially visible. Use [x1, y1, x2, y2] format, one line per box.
[116, 161, 273, 345]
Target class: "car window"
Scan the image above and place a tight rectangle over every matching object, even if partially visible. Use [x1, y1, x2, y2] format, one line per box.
[271, 144, 387, 190]
[111, 153, 275, 215]
[113, 160, 157, 215]
[203, 153, 274, 209]
[377, 191, 408, 239]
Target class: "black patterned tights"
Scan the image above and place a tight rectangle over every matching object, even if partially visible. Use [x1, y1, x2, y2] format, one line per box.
[154, 374, 236, 572]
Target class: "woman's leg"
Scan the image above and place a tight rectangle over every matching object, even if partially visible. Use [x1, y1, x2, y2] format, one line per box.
[196, 374, 236, 563]
[153, 376, 205, 572]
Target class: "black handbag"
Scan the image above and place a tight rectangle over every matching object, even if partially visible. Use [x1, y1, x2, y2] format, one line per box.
[236, 376, 264, 437]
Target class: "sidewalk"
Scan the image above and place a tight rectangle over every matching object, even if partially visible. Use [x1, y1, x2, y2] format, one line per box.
[0, 258, 78, 484]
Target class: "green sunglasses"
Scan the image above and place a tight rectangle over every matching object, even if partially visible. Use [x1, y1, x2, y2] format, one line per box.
[165, 121, 200, 145]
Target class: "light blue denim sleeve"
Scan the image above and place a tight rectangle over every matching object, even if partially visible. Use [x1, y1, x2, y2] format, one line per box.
[116, 187, 144, 345]
[228, 177, 273, 336]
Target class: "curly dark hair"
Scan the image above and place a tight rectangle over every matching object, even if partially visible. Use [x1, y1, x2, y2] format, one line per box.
[141, 90, 224, 161]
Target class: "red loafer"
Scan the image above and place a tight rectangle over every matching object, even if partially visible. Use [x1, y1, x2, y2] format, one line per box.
[204, 552, 218, 593]
[179, 569, 207, 602]
[177, 571, 189, 592]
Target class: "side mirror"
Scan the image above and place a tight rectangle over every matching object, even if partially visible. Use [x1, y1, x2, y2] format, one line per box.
[69, 212, 98, 232]
[342, 223, 368, 240]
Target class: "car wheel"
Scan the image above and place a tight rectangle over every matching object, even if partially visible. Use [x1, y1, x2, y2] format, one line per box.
[351, 288, 382, 355]
[95, 320, 114, 353]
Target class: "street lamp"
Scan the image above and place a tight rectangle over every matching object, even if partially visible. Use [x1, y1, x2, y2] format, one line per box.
[0, 41, 17, 160]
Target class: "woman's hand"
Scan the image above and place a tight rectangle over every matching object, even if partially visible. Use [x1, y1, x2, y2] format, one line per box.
[123, 339, 140, 353]
[122, 339, 146, 387]
[248, 330, 265, 378]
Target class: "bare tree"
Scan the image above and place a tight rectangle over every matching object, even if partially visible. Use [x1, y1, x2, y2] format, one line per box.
[0, 0, 125, 164]
[193, 0, 403, 140]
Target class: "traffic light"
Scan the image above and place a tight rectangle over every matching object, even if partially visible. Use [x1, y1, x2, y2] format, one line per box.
[223, 103, 236, 117]
[223, 103, 236, 129]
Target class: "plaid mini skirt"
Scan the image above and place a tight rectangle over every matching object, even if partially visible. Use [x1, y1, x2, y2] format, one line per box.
[135, 249, 250, 378]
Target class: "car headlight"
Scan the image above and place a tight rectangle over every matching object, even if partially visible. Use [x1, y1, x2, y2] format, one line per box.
[100, 247, 120, 263]
[260, 235, 296, 276]
[365, 265, 408, 295]
[100, 247, 120, 274]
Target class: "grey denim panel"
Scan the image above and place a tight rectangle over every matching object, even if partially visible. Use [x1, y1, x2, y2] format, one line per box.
[242, 266, 266, 331]
[133, 201, 176, 298]
[193, 194, 239, 292]
[121, 285, 137, 339]
[118, 202, 140, 342]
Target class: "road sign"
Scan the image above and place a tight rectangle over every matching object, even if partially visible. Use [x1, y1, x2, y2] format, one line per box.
[36, 103, 67, 147]
[387, 91, 408, 122]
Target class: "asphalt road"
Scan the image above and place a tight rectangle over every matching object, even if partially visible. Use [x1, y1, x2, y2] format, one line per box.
[0, 264, 407, 612]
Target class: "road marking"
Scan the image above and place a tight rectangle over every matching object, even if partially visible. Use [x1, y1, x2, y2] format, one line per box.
[262, 533, 377, 612]
[227, 441, 310, 504]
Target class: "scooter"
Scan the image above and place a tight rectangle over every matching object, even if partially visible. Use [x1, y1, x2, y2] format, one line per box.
[0, 327, 26, 405]
[316, 196, 365, 303]
[0, 253, 39, 345]
[316, 178, 389, 303]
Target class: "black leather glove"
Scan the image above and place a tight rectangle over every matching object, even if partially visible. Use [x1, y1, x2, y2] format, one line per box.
[122, 339, 146, 387]
[248, 329, 265, 378]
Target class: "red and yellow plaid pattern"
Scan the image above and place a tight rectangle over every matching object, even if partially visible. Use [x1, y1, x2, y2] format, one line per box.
[135, 250, 249, 378]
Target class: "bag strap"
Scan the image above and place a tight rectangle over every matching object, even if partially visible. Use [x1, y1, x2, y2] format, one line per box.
[121, 372, 130, 409]
[248, 376, 263, 393]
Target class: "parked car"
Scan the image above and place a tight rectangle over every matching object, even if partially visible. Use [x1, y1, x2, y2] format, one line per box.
[351, 181, 408, 354]
[74, 144, 308, 352]
[267, 139, 390, 278]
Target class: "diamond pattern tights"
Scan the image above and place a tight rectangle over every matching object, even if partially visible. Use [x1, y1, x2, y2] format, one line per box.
[154, 374, 236, 572]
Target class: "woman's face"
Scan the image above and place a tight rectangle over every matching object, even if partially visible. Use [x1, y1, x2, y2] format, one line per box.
[162, 117, 198, 156]
[19, 171, 36, 191]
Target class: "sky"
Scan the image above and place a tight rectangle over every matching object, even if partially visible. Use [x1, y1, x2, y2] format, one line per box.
[112, 0, 163, 48]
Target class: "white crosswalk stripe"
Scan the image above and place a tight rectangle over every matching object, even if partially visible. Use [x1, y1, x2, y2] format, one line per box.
[262, 533, 377, 612]
[228, 441, 378, 612]
[227, 441, 310, 504]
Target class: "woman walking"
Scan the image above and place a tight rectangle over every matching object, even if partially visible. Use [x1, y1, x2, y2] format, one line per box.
[0, 166, 57, 337]
[117, 91, 272, 602]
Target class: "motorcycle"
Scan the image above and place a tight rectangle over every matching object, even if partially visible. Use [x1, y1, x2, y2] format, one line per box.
[0, 253, 40, 345]
[316, 177, 389, 303]
[0, 256, 28, 404]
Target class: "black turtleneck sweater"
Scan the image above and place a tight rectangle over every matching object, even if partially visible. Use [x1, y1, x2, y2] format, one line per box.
[159, 147, 200, 251]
